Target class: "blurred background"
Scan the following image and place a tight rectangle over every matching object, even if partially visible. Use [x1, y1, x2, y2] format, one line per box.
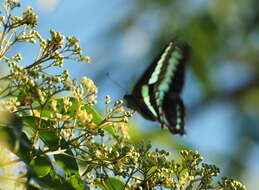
[8, 0, 259, 189]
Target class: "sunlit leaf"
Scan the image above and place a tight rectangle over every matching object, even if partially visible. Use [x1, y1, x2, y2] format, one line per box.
[98, 177, 126, 190]
[30, 156, 52, 178]
[147, 166, 157, 177]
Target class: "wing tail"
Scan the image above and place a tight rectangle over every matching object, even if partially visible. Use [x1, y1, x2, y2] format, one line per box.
[163, 94, 186, 135]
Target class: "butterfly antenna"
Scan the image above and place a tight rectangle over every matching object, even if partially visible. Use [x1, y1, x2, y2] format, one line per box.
[106, 73, 128, 93]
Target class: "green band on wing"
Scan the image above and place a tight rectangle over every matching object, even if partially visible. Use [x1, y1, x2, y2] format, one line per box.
[152, 48, 183, 129]
[175, 104, 182, 130]
[156, 49, 182, 113]
[148, 43, 173, 85]
[159, 49, 182, 93]
[141, 85, 157, 117]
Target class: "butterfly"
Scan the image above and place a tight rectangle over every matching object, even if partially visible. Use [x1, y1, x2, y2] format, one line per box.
[124, 40, 190, 135]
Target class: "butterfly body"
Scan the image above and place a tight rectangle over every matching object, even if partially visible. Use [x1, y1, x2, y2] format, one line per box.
[124, 41, 190, 135]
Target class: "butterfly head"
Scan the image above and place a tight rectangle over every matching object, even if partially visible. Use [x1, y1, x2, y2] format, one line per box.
[123, 94, 137, 110]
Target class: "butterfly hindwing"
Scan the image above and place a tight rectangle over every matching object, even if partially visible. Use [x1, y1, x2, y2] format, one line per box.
[162, 93, 185, 135]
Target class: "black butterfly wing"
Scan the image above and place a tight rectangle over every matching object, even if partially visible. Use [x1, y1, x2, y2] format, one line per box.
[162, 93, 186, 135]
[150, 42, 190, 134]
[166, 43, 190, 93]
[124, 41, 179, 121]
[127, 56, 160, 121]
[124, 40, 190, 135]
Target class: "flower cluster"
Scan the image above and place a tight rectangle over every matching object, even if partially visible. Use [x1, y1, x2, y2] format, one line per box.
[0, 143, 26, 189]
[70, 77, 98, 105]
[0, 97, 20, 112]
[76, 105, 94, 126]
[105, 96, 133, 123]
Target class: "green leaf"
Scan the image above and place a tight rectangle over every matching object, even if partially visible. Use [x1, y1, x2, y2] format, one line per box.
[22, 116, 59, 146]
[67, 173, 87, 190]
[82, 104, 103, 125]
[37, 171, 77, 190]
[81, 103, 118, 136]
[103, 125, 116, 137]
[66, 97, 80, 113]
[147, 166, 157, 177]
[54, 153, 79, 175]
[30, 156, 52, 178]
[22, 116, 79, 174]
[98, 177, 125, 190]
